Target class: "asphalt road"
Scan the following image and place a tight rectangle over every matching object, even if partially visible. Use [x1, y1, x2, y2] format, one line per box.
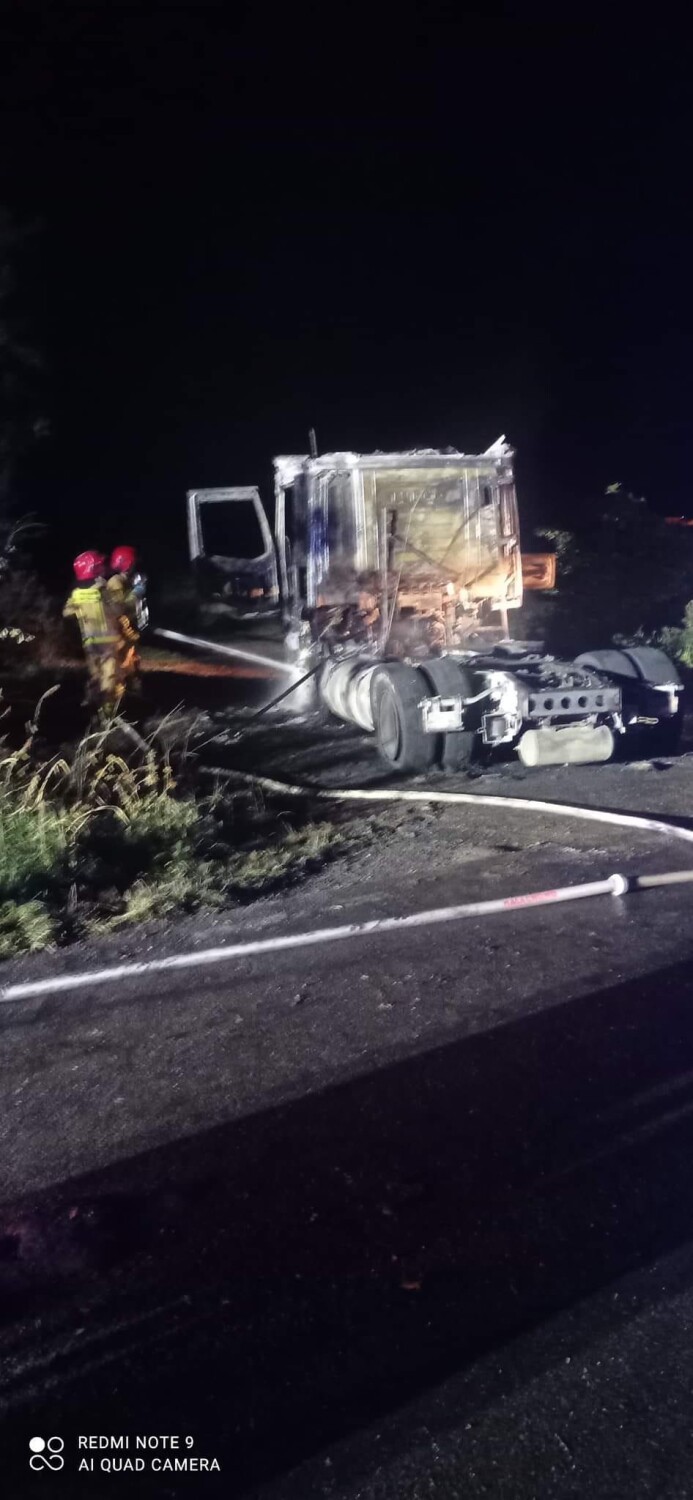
[4, 645, 693, 1496]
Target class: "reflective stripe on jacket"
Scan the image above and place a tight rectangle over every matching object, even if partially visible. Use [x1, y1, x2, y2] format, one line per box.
[63, 582, 119, 647]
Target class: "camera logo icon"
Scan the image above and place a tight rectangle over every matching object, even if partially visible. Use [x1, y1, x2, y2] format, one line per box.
[29, 1437, 65, 1472]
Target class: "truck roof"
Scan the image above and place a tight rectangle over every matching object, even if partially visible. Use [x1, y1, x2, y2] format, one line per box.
[273, 439, 513, 486]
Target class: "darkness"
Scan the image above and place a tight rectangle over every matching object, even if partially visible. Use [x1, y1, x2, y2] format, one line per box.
[2, 1, 692, 568]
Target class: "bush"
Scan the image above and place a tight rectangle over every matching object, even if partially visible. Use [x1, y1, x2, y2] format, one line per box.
[0, 707, 356, 958]
[0, 712, 209, 950]
[518, 490, 693, 657]
[0, 515, 62, 669]
[0, 567, 58, 668]
[0, 898, 54, 958]
[656, 601, 693, 670]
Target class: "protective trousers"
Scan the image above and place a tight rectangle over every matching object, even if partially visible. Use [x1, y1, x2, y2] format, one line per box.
[84, 644, 124, 710]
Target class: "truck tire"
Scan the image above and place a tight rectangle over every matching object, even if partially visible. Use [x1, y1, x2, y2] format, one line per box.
[370, 663, 437, 774]
[576, 646, 683, 756]
[624, 648, 684, 754]
[420, 657, 476, 772]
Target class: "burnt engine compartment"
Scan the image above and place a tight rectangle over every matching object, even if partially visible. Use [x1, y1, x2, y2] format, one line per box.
[307, 569, 507, 659]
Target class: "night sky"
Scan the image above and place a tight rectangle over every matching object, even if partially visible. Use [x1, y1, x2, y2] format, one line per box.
[2, 2, 692, 568]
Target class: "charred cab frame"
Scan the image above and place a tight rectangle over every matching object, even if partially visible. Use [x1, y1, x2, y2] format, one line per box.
[187, 443, 684, 773]
[187, 487, 279, 618]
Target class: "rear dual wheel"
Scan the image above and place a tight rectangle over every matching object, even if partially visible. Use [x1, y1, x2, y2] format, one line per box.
[370, 661, 475, 775]
[371, 664, 436, 774]
[650, 707, 683, 755]
[575, 646, 684, 757]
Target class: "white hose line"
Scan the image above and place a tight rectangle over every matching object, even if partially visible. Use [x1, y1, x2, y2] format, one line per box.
[0, 872, 636, 1004]
[201, 767, 693, 849]
[3, 772, 693, 1006]
[637, 869, 693, 888]
[154, 628, 292, 676]
[3, 868, 693, 1006]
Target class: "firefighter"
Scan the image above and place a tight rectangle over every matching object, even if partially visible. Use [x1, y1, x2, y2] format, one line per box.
[63, 551, 124, 710]
[106, 545, 144, 692]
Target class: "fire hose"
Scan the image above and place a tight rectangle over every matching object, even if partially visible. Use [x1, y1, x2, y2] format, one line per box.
[0, 629, 662, 1002]
[3, 770, 693, 1003]
[199, 765, 693, 850]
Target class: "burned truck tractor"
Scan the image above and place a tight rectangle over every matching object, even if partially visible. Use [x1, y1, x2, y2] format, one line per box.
[273, 442, 684, 772]
[187, 486, 279, 620]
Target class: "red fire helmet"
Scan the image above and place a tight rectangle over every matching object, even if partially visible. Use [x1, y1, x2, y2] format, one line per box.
[73, 551, 105, 582]
[110, 545, 136, 574]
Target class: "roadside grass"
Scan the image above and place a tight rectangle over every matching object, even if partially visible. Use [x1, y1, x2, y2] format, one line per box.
[0, 701, 358, 960]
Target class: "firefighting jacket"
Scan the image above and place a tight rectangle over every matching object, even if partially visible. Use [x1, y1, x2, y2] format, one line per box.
[63, 581, 120, 647]
[106, 573, 140, 643]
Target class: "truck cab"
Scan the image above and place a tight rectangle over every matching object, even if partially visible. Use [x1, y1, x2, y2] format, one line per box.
[185, 445, 682, 773]
[274, 442, 522, 653]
